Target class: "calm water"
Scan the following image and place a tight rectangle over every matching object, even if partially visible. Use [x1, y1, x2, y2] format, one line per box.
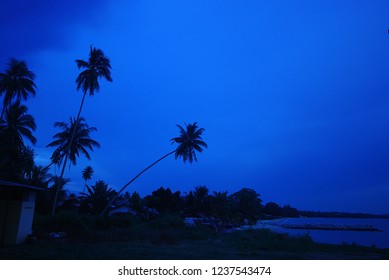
[256, 218, 389, 249]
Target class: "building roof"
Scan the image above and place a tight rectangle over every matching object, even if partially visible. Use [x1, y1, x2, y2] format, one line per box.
[0, 180, 46, 191]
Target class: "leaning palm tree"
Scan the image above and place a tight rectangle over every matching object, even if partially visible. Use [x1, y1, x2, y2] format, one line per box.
[0, 58, 37, 118]
[47, 117, 100, 214]
[100, 122, 207, 216]
[81, 165, 94, 194]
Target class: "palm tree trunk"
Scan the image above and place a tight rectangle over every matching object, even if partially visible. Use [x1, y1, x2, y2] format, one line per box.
[51, 151, 69, 215]
[99, 150, 176, 216]
[51, 92, 87, 215]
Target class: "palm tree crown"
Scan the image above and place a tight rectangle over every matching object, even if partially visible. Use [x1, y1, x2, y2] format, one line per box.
[0, 58, 36, 116]
[81, 180, 116, 214]
[82, 165, 94, 182]
[82, 165, 94, 193]
[0, 101, 36, 149]
[171, 122, 208, 163]
[46, 117, 100, 168]
[75, 46, 112, 97]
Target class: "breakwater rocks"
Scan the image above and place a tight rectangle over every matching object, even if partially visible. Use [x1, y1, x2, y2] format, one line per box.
[280, 223, 382, 232]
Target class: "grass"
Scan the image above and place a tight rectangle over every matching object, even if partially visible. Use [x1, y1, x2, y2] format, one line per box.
[1, 213, 388, 260]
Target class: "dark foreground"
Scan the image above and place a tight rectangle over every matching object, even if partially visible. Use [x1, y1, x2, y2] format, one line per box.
[1, 213, 388, 260]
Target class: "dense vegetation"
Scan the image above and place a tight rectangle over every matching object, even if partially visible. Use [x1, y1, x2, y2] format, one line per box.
[1, 212, 388, 260]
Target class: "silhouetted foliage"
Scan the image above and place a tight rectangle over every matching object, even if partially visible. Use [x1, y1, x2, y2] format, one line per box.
[264, 202, 283, 217]
[0, 58, 36, 117]
[144, 187, 182, 213]
[281, 204, 299, 218]
[80, 180, 116, 214]
[47, 117, 100, 168]
[230, 188, 263, 224]
[81, 165, 94, 193]
[210, 191, 231, 220]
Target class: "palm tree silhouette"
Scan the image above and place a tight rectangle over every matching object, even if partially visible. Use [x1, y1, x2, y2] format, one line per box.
[0, 101, 36, 149]
[81, 165, 94, 194]
[0, 101, 36, 180]
[0, 58, 37, 118]
[26, 165, 52, 188]
[47, 117, 100, 214]
[75, 46, 113, 120]
[50, 47, 112, 215]
[81, 180, 116, 214]
[100, 122, 207, 216]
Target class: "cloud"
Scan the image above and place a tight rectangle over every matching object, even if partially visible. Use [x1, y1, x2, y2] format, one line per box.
[0, 0, 114, 63]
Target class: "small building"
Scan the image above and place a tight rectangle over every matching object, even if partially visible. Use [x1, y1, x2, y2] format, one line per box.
[0, 180, 44, 245]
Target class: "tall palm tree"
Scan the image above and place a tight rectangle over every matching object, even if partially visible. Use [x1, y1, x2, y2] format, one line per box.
[47, 117, 100, 214]
[100, 122, 207, 216]
[0, 58, 37, 118]
[75, 46, 112, 121]
[49, 47, 112, 215]
[81, 165, 94, 194]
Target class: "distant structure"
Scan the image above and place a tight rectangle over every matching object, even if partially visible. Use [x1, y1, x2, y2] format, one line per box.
[0, 180, 44, 245]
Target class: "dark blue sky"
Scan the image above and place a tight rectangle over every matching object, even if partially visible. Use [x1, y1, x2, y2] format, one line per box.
[1, 0, 389, 214]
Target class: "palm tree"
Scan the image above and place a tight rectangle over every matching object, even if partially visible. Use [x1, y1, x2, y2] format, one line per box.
[81, 165, 94, 194]
[0, 102, 36, 181]
[26, 165, 52, 188]
[0, 58, 36, 118]
[75, 46, 112, 121]
[100, 122, 207, 216]
[80, 180, 116, 214]
[0, 101, 36, 149]
[49, 47, 112, 215]
[47, 117, 100, 214]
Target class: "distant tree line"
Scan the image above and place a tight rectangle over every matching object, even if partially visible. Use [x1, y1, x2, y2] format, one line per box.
[33, 180, 300, 225]
[299, 211, 389, 219]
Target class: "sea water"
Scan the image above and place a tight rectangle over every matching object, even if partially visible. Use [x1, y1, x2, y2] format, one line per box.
[256, 217, 389, 249]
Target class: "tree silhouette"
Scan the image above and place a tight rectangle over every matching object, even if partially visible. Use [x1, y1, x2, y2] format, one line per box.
[0, 58, 37, 118]
[0, 101, 36, 149]
[80, 180, 116, 214]
[75, 46, 113, 120]
[47, 117, 100, 214]
[210, 191, 230, 220]
[230, 188, 263, 224]
[82, 165, 94, 194]
[0, 102, 36, 181]
[100, 122, 207, 216]
[51, 47, 112, 215]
